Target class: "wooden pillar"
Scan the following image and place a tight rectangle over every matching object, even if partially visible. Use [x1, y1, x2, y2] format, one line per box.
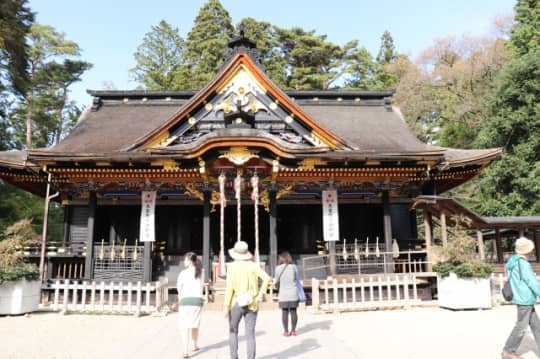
[84, 191, 96, 279]
[62, 205, 70, 247]
[519, 228, 524, 237]
[382, 191, 394, 273]
[533, 229, 540, 263]
[269, 190, 278, 276]
[423, 210, 432, 272]
[477, 229, 485, 260]
[495, 229, 504, 264]
[440, 211, 448, 247]
[202, 190, 211, 281]
[143, 242, 151, 283]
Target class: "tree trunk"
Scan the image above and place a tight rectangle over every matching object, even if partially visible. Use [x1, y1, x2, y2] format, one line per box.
[55, 89, 67, 145]
[25, 90, 33, 149]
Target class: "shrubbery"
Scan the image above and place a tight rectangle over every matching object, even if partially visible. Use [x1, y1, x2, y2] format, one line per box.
[432, 231, 493, 278]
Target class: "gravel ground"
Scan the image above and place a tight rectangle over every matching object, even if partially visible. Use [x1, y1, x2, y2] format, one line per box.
[1, 305, 539, 359]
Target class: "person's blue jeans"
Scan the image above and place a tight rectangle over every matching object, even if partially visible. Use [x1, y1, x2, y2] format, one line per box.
[229, 304, 258, 359]
[503, 305, 540, 353]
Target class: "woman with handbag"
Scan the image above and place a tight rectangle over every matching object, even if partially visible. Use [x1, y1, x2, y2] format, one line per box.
[176, 252, 204, 358]
[223, 241, 271, 359]
[502, 237, 540, 359]
[274, 251, 303, 337]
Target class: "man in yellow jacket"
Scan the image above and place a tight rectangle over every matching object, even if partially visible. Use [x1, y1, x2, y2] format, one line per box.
[224, 241, 271, 359]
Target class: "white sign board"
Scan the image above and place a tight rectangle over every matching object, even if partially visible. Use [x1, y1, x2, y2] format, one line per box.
[140, 191, 156, 242]
[322, 189, 339, 242]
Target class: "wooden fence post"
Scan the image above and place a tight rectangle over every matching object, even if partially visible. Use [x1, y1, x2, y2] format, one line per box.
[62, 279, 69, 313]
[311, 279, 319, 311]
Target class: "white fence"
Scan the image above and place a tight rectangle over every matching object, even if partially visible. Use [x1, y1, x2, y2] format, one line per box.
[311, 274, 422, 312]
[48, 278, 169, 315]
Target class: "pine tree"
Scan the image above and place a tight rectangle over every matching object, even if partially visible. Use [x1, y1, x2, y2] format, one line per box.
[277, 27, 352, 90]
[23, 24, 80, 149]
[235, 18, 287, 88]
[183, 0, 234, 89]
[130, 20, 185, 90]
[343, 42, 378, 90]
[0, 0, 34, 96]
[376, 30, 396, 65]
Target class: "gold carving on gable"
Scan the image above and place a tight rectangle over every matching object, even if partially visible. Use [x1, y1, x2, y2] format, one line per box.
[219, 147, 259, 165]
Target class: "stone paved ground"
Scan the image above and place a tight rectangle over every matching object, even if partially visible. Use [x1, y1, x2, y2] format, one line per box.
[1, 305, 539, 359]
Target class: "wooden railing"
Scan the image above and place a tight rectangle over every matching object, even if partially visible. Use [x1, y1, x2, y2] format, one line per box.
[302, 250, 431, 281]
[47, 278, 169, 315]
[311, 274, 421, 312]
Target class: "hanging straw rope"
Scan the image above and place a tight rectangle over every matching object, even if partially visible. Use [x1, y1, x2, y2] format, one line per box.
[234, 171, 242, 242]
[218, 173, 227, 277]
[251, 174, 260, 264]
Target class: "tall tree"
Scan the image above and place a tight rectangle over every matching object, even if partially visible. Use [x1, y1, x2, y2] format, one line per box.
[130, 20, 185, 90]
[0, 0, 34, 96]
[183, 0, 234, 89]
[343, 42, 379, 90]
[372, 30, 400, 90]
[376, 30, 396, 65]
[235, 18, 287, 88]
[23, 24, 80, 149]
[277, 27, 354, 90]
[476, 0, 540, 216]
[40, 59, 92, 144]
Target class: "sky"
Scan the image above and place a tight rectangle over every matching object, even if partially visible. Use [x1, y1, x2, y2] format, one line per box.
[28, 0, 516, 108]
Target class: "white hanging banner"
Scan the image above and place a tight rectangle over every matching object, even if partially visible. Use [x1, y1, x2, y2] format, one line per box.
[140, 191, 156, 242]
[322, 189, 339, 242]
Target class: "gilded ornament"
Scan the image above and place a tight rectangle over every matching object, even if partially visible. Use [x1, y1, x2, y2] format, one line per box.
[219, 147, 259, 165]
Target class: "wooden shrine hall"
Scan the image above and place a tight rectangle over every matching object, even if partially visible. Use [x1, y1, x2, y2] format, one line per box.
[413, 196, 540, 268]
[0, 34, 503, 288]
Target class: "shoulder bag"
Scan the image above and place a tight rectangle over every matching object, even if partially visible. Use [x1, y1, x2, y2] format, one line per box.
[502, 258, 522, 301]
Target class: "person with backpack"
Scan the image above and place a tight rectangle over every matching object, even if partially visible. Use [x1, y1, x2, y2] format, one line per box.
[502, 237, 540, 359]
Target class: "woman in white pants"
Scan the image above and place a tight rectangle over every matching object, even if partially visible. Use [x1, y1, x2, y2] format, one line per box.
[177, 252, 204, 358]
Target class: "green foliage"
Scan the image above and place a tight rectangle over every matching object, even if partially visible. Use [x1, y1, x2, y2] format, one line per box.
[433, 261, 493, 278]
[0, 219, 40, 283]
[183, 0, 234, 89]
[0, 264, 39, 283]
[511, 0, 540, 56]
[376, 30, 396, 65]
[476, 47, 540, 216]
[130, 20, 186, 90]
[6, 23, 90, 149]
[235, 18, 287, 88]
[432, 232, 493, 278]
[343, 44, 378, 90]
[277, 27, 353, 90]
[0, 0, 34, 95]
[0, 181, 63, 242]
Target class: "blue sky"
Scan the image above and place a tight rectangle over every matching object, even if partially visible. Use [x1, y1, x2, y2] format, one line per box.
[29, 0, 516, 107]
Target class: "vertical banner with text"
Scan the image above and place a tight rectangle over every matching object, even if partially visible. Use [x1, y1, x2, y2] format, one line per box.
[322, 189, 339, 242]
[140, 191, 156, 242]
